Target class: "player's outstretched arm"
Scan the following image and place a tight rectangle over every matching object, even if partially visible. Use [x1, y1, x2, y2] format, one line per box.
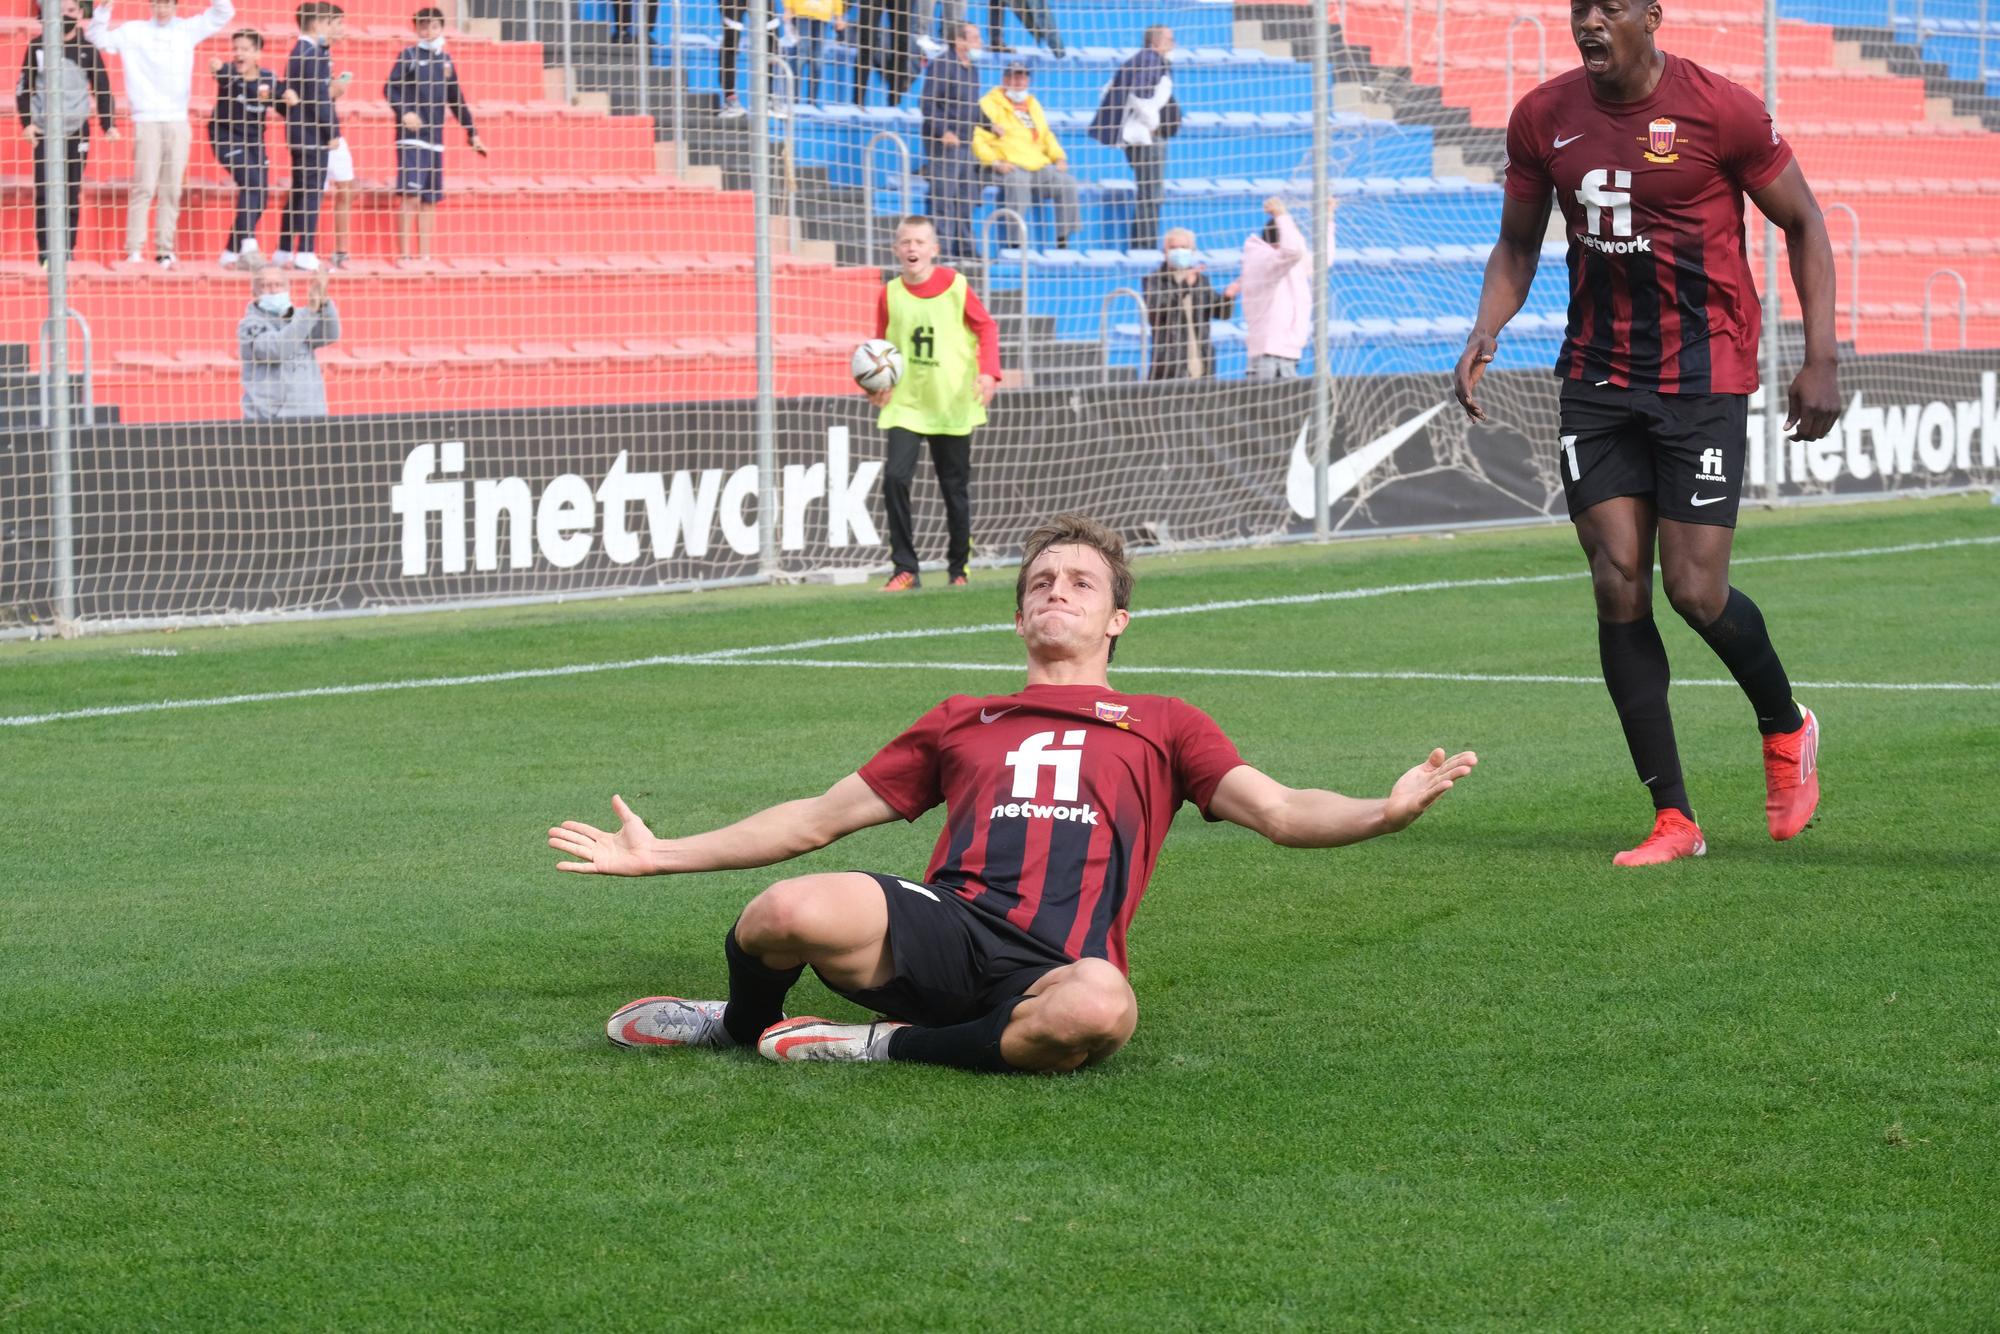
[548, 772, 899, 877]
[1208, 749, 1478, 849]
[1453, 192, 1550, 422]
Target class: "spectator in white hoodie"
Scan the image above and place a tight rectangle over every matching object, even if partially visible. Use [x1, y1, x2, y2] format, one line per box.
[1224, 196, 1326, 381]
[86, 0, 235, 269]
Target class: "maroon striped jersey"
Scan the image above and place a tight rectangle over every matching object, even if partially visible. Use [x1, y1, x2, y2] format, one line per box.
[1503, 53, 1794, 394]
[858, 683, 1245, 973]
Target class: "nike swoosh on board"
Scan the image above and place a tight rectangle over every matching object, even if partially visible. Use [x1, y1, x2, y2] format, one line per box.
[980, 706, 1020, 723]
[1288, 401, 1451, 519]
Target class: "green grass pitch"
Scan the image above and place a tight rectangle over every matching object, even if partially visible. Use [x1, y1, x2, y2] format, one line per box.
[3, 496, 1997, 1329]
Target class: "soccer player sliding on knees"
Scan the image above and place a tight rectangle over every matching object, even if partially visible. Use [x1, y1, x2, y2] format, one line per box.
[549, 515, 1476, 1074]
[1452, 0, 1841, 867]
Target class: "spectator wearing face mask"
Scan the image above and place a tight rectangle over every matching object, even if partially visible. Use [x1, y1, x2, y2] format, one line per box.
[973, 60, 1078, 250]
[1142, 227, 1230, 382]
[1223, 196, 1322, 381]
[239, 262, 339, 419]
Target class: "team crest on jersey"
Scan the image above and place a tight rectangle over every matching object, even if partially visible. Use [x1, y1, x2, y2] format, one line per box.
[1094, 701, 1133, 729]
[1642, 117, 1680, 163]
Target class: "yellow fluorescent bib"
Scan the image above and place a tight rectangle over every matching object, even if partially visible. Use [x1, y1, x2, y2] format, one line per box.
[880, 271, 986, 435]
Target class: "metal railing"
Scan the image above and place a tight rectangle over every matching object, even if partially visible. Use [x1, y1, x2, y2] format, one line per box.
[1098, 286, 1148, 385]
[1922, 267, 1968, 350]
[863, 129, 914, 223]
[39, 309, 93, 429]
[1505, 16, 1546, 109]
[1820, 201, 1861, 344]
[980, 207, 1033, 382]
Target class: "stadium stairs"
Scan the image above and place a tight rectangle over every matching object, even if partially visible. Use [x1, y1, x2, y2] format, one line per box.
[3, 0, 881, 422]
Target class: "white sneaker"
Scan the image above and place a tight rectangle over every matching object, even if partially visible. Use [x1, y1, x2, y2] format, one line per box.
[240, 240, 262, 264]
[272, 249, 294, 266]
[606, 996, 734, 1049]
[218, 250, 238, 268]
[770, 101, 790, 120]
[291, 252, 322, 272]
[156, 254, 177, 270]
[757, 1016, 906, 1063]
[717, 97, 747, 120]
[124, 251, 144, 265]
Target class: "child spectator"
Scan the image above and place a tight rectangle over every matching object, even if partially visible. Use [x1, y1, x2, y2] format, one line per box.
[318, 3, 356, 267]
[275, 0, 349, 271]
[15, 0, 117, 268]
[385, 5, 486, 261]
[208, 28, 278, 267]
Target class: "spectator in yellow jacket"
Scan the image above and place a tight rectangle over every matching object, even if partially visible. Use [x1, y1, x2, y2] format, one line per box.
[783, 0, 843, 104]
[972, 60, 1078, 248]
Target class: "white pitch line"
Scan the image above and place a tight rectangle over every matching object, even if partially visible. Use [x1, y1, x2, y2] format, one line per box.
[5, 533, 1995, 727]
[678, 656, 2000, 692]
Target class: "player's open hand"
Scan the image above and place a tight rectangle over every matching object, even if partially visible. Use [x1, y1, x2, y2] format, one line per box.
[1786, 359, 1841, 442]
[1451, 334, 1495, 422]
[977, 373, 998, 406]
[1382, 747, 1477, 832]
[549, 794, 660, 876]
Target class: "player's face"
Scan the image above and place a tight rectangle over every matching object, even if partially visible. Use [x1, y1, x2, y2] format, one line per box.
[1570, 0, 1659, 85]
[1016, 545, 1129, 660]
[894, 225, 938, 271]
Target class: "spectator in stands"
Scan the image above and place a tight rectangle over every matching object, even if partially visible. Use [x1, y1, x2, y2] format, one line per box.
[240, 263, 339, 419]
[1143, 227, 1230, 381]
[717, 0, 782, 120]
[1090, 25, 1178, 252]
[919, 20, 981, 264]
[386, 7, 487, 263]
[973, 60, 1078, 250]
[319, 4, 357, 268]
[987, 0, 1060, 58]
[1224, 196, 1319, 381]
[852, 0, 913, 107]
[208, 29, 278, 268]
[609, 0, 656, 44]
[782, 0, 843, 104]
[85, 0, 235, 270]
[15, 0, 117, 269]
[276, 1, 348, 271]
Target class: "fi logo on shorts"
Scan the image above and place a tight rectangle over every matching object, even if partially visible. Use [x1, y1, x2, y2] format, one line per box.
[1698, 448, 1727, 482]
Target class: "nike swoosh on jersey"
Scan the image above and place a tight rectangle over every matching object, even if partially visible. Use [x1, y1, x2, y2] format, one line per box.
[1554, 132, 1584, 148]
[1689, 494, 1728, 507]
[979, 706, 1020, 723]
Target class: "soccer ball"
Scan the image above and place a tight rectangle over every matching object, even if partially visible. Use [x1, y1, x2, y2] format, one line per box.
[851, 339, 905, 393]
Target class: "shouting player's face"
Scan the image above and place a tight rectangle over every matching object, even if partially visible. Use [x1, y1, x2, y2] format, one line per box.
[1571, 0, 1661, 91]
[1016, 544, 1129, 664]
[894, 224, 939, 279]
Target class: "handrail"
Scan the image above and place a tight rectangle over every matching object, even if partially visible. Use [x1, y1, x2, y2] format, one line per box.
[1098, 286, 1148, 385]
[1922, 267, 1968, 350]
[560, 0, 573, 105]
[772, 55, 800, 250]
[39, 307, 93, 428]
[1822, 201, 1860, 344]
[980, 206, 1032, 381]
[670, 0, 684, 178]
[637, 1, 651, 117]
[863, 129, 914, 223]
[1505, 16, 1546, 109]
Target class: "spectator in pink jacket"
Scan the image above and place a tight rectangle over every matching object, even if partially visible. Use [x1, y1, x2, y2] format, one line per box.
[1224, 196, 1327, 381]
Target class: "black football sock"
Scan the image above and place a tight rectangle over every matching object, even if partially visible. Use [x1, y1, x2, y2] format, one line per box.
[1693, 587, 1804, 737]
[885, 994, 1028, 1073]
[721, 925, 803, 1048]
[1598, 615, 1693, 818]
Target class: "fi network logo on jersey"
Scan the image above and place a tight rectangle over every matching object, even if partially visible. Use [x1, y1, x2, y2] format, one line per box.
[1575, 169, 1651, 255]
[993, 729, 1100, 825]
[1697, 447, 1727, 482]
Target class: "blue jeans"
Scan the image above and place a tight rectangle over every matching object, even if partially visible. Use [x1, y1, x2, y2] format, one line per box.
[790, 18, 830, 103]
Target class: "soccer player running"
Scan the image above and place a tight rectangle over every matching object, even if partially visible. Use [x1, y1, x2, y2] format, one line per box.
[549, 514, 1478, 1073]
[871, 214, 1001, 592]
[1452, 0, 1840, 866]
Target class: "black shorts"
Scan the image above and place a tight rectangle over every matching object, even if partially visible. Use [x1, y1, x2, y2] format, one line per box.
[835, 871, 1072, 1028]
[1557, 379, 1750, 527]
[395, 145, 445, 202]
